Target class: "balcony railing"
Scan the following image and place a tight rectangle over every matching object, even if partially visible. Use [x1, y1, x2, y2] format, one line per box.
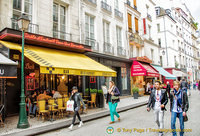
[126, 0, 137, 11]
[117, 46, 126, 56]
[11, 18, 39, 34]
[53, 30, 72, 41]
[101, 1, 112, 13]
[85, 38, 99, 51]
[103, 42, 114, 54]
[147, 14, 152, 21]
[88, 0, 97, 5]
[115, 9, 123, 19]
[133, 5, 137, 11]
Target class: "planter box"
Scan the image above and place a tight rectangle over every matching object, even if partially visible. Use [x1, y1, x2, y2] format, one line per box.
[133, 93, 139, 99]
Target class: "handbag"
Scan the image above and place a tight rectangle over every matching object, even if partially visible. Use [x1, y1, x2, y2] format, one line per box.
[66, 100, 74, 112]
[111, 87, 119, 101]
[184, 115, 188, 122]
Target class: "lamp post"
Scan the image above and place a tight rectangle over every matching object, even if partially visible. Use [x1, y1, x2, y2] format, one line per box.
[17, 14, 30, 129]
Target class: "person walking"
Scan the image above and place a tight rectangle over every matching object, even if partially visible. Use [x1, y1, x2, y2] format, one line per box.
[170, 81, 189, 136]
[68, 86, 86, 130]
[196, 81, 198, 90]
[198, 81, 200, 95]
[147, 80, 168, 136]
[106, 81, 120, 124]
[166, 81, 171, 98]
[180, 79, 188, 94]
[193, 81, 196, 90]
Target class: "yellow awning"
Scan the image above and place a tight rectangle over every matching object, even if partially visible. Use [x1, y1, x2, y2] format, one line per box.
[0, 41, 116, 77]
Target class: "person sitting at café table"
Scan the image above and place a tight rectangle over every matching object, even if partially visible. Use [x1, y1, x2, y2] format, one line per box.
[29, 91, 37, 117]
[52, 90, 62, 99]
[37, 90, 52, 101]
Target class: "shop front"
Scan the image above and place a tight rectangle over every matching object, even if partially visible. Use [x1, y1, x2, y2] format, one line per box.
[0, 53, 18, 120]
[151, 65, 177, 88]
[165, 68, 187, 82]
[86, 52, 132, 96]
[0, 28, 116, 116]
[130, 56, 160, 96]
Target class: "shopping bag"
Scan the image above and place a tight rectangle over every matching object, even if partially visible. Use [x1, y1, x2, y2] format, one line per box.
[66, 100, 74, 112]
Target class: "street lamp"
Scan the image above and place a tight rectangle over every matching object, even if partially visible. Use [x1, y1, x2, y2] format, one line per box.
[17, 13, 30, 129]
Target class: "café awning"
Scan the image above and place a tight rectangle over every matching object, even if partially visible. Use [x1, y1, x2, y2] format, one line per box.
[131, 61, 159, 77]
[0, 53, 18, 78]
[152, 65, 176, 80]
[172, 69, 187, 77]
[0, 41, 116, 77]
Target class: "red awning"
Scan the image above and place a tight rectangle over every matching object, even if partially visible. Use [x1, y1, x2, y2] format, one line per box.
[131, 61, 159, 77]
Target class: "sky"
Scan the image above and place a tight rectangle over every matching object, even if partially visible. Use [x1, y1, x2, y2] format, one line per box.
[185, 0, 200, 23]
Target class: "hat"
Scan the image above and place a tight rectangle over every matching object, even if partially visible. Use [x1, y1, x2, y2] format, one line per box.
[72, 86, 78, 90]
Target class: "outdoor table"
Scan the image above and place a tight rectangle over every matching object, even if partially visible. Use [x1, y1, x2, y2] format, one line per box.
[48, 103, 58, 122]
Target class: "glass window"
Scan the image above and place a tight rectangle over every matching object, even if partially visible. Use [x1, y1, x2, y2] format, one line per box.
[103, 21, 110, 43]
[13, 0, 22, 10]
[121, 68, 127, 90]
[85, 14, 95, 46]
[116, 26, 122, 47]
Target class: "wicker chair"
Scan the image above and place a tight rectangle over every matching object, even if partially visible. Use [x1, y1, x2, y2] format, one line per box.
[57, 98, 66, 118]
[37, 100, 49, 121]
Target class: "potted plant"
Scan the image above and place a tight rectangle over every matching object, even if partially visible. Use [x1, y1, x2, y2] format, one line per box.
[132, 87, 139, 99]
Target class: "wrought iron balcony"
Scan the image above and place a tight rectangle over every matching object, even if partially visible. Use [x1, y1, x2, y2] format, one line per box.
[85, 38, 99, 51]
[101, 1, 112, 13]
[103, 42, 114, 54]
[115, 9, 123, 19]
[147, 14, 152, 21]
[87, 0, 97, 5]
[117, 46, 126, 56]
[11, 18, 39, 34]
[53, 30, 72, 41]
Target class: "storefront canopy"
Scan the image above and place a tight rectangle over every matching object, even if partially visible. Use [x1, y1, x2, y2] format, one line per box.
[131, 61, 159, 77]
[0, 41, 116, 77]
[0, 53, 17, 78]
[172, 69, 187, 77]
[152, 65, 176, 80]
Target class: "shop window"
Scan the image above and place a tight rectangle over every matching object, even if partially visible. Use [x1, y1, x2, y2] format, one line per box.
[90, 76, 96, 83]
[26, 76, 35, 91]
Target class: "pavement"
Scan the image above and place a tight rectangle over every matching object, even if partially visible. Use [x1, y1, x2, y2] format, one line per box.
[38, 89, 200, 136]
[0, 95, 149, 136]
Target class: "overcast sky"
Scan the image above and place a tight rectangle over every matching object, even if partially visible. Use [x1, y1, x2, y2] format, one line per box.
[185, 0, 200, 23]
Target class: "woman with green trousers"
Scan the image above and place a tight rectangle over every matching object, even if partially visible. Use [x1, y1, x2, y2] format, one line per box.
[106, 81, 120, 124]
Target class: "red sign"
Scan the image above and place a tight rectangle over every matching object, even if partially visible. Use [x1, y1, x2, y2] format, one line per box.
[131, 61, 159, 77]
[25, 33, 85, 50]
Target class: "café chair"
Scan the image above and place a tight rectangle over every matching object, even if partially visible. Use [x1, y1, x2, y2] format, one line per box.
[37, 100, 49, 121]
[0, 105, 4, 127]
[48, 98, 59, 120]
[57, 98, 66, 118]
[88, 93, 96, 108]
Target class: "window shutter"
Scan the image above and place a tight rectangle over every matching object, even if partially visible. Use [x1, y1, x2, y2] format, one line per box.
[128, 13, 132, 32]
[135, 17, 138, 33]
[143, 18, 146, 34]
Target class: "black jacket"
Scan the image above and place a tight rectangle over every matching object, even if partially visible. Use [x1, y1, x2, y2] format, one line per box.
[147, 89, 168, 111]
[69, 92, 86, 110]
[170, 89, 189, 112]
[106, 86, 120, 104]
[180, 81, 188, 89]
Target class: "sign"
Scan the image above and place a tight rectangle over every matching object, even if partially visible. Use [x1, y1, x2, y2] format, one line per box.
[136, 56, 152, 63]
[25, 33, 85, 50]
[0, 65, 17, 78]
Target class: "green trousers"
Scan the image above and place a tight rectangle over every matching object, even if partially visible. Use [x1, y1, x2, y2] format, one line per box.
[108, 102, 120, 122]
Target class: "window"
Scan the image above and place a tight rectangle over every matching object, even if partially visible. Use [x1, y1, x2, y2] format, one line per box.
[151, 49, 154, 61]
[156, 9, 160, 16]
[135, 17, 139, 33]
[148, 25, 151, 39]
[158, 38, 161, 47]
[85, 14, 95, 47]
[160, 56, 163, 66]
[115, 0, 119, 10]
[103, 21, 110, 43]
[136, 47, 139, 56]
[116, 26, 122, 47]
[128, 13, 132, 32]
[12, 0, 32, 29]
[121, 68, 127, 90]
[157, 24, 160, 32]
[53, 3, 66, 40]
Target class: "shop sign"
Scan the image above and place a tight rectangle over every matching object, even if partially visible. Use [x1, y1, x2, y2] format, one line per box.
[25, 62, 34, 70]
[0, 65, 17, 78]
[25, 33, 85, 50]
[136, 56, 152, 63]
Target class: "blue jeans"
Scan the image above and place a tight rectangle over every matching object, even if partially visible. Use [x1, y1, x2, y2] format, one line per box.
[171, 111, 184, 136]
[108, 102, 120, 122]
[29, 104, 37, 115]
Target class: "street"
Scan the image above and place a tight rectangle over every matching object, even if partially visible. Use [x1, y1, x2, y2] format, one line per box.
[38, 89, 200, 136]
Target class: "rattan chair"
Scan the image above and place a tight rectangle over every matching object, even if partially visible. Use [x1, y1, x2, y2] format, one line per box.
[37, 100, 49, 121]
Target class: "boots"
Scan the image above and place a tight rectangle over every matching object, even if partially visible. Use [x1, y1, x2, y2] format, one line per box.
[68, 124, 73, 130]
[78, 121, 83, 127]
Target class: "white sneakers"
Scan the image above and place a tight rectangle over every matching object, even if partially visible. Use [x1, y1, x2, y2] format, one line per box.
[68, 124, 73, 130]
[78, 121, 83, 128]
[68, 121, 83, 130]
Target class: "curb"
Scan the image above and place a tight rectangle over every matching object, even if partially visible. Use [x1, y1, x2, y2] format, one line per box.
[1, 100, 148, 136]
